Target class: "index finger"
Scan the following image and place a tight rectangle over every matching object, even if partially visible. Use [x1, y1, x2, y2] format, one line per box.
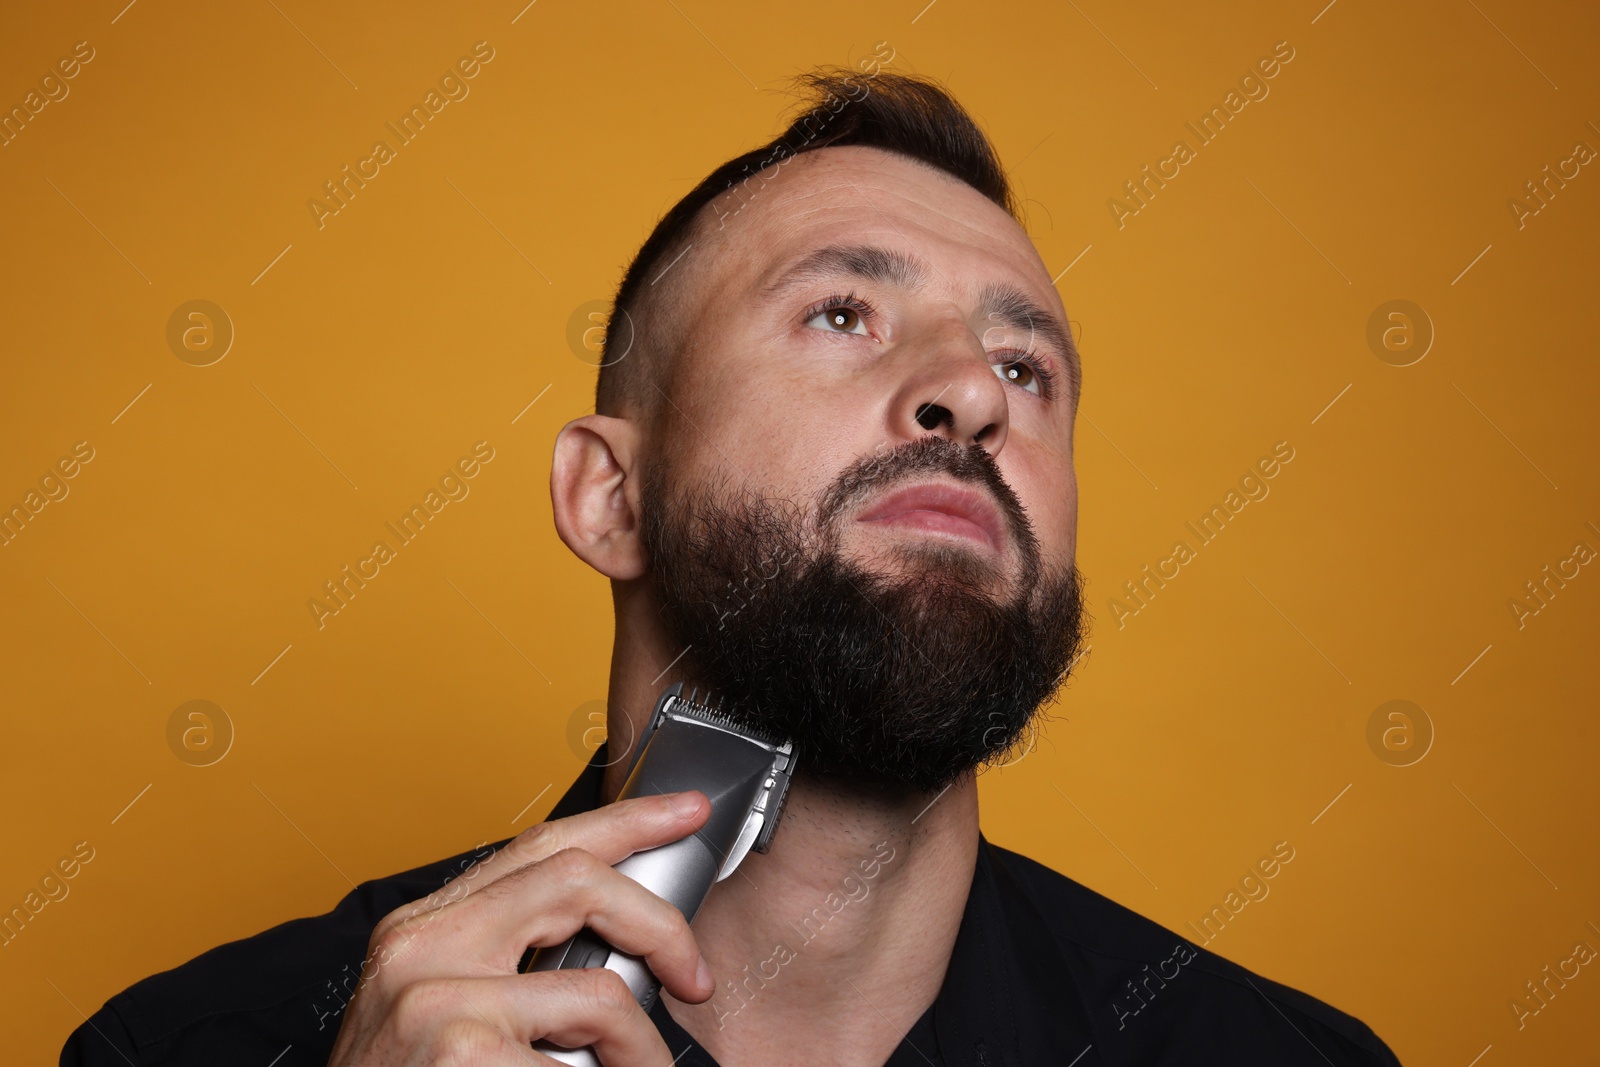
[375, 790, 709, 938]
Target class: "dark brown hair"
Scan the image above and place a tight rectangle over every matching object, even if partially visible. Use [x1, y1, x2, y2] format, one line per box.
[594, 67, 1020, 416]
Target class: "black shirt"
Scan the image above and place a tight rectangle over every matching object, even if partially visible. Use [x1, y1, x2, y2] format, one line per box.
[61, 748, 1402, 1065]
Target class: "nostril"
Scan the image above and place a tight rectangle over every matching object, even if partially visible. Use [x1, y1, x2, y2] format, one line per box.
[916, 403, 951, 430]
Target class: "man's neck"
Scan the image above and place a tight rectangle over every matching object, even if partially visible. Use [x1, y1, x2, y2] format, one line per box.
[660, 771, 979, 1067]
[598, 596, 981, 1065]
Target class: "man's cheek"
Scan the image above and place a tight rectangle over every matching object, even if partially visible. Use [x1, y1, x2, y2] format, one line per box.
[1018, 466, 1077, 553]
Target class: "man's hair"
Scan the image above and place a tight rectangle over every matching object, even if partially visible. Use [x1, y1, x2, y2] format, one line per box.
[593, 67, 1021, 418]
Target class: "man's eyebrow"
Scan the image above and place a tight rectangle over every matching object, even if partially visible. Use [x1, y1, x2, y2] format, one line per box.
[760, 243, 931, 296]
[760, 241, 1082, 402]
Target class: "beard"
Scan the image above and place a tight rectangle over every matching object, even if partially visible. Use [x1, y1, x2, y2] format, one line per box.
[638, 435, 1088, 794]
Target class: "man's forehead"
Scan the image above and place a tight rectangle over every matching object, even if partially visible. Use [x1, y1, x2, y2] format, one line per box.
[650, 145, 1080, 405]
[707, 145, 1048, 285]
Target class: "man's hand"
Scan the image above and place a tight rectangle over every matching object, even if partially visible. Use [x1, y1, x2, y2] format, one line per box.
[325, 790, 714, 1066]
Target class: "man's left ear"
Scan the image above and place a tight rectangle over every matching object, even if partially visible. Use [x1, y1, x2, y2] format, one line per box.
[549, 414, 647, 581]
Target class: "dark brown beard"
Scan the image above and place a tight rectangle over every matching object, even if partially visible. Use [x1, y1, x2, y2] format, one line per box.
[638, 435, 1088, 794]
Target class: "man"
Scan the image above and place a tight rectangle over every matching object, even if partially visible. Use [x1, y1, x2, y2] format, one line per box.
[62, 68, 1402, 1065]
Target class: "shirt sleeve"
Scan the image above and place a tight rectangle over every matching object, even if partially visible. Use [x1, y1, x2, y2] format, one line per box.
[59, 1002, 143, 1067]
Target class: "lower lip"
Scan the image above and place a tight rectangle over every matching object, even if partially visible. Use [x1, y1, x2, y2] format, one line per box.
[858, 510, 996, 549]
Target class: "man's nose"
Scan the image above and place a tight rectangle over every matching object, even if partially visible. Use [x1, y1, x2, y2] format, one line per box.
[887, 313, 1010, 456]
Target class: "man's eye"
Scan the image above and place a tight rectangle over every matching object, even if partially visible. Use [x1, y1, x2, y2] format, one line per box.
[994, 360, 1042, 395]
[806, 306, 869, 335]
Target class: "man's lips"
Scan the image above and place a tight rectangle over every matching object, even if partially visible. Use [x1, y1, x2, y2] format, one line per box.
[855, 481, 1007, 552]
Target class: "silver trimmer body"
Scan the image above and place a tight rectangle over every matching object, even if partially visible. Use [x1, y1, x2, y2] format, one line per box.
[525, 683, 796, 1065]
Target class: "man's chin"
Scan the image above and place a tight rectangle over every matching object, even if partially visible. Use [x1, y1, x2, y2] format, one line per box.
[841, 528, 1015, 595]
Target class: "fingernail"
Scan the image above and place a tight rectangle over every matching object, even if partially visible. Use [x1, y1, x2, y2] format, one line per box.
[696, 956, 713, 992]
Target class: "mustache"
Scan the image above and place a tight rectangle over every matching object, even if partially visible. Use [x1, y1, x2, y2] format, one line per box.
[815, 435, 1038, 554]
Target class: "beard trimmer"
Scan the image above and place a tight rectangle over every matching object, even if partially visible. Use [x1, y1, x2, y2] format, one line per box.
[524, 682, 796, 1065]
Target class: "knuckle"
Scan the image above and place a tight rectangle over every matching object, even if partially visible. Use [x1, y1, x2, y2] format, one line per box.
[372, 899, 429, 947]
[391, 978, 451, 1032]
[509, 819, 552, 858]
[432, 1018, 502, 1064]
[369, 905, 406, 945]
[542, 847, 600, 892]
[654, 905, 693, 951]
[369, 923, 420, 972]
[624, 794, 670, 827]
[583, 968, 638, 1022]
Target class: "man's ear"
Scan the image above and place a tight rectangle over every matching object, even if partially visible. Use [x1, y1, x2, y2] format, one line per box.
[549, 414, 647, 581]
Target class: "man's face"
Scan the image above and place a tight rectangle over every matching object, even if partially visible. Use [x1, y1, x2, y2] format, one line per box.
[636, 145, 1086, 792]
[651, 145, 1078, 579]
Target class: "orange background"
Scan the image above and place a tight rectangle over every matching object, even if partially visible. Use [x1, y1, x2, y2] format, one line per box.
[3, 0, 1597, 1062]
